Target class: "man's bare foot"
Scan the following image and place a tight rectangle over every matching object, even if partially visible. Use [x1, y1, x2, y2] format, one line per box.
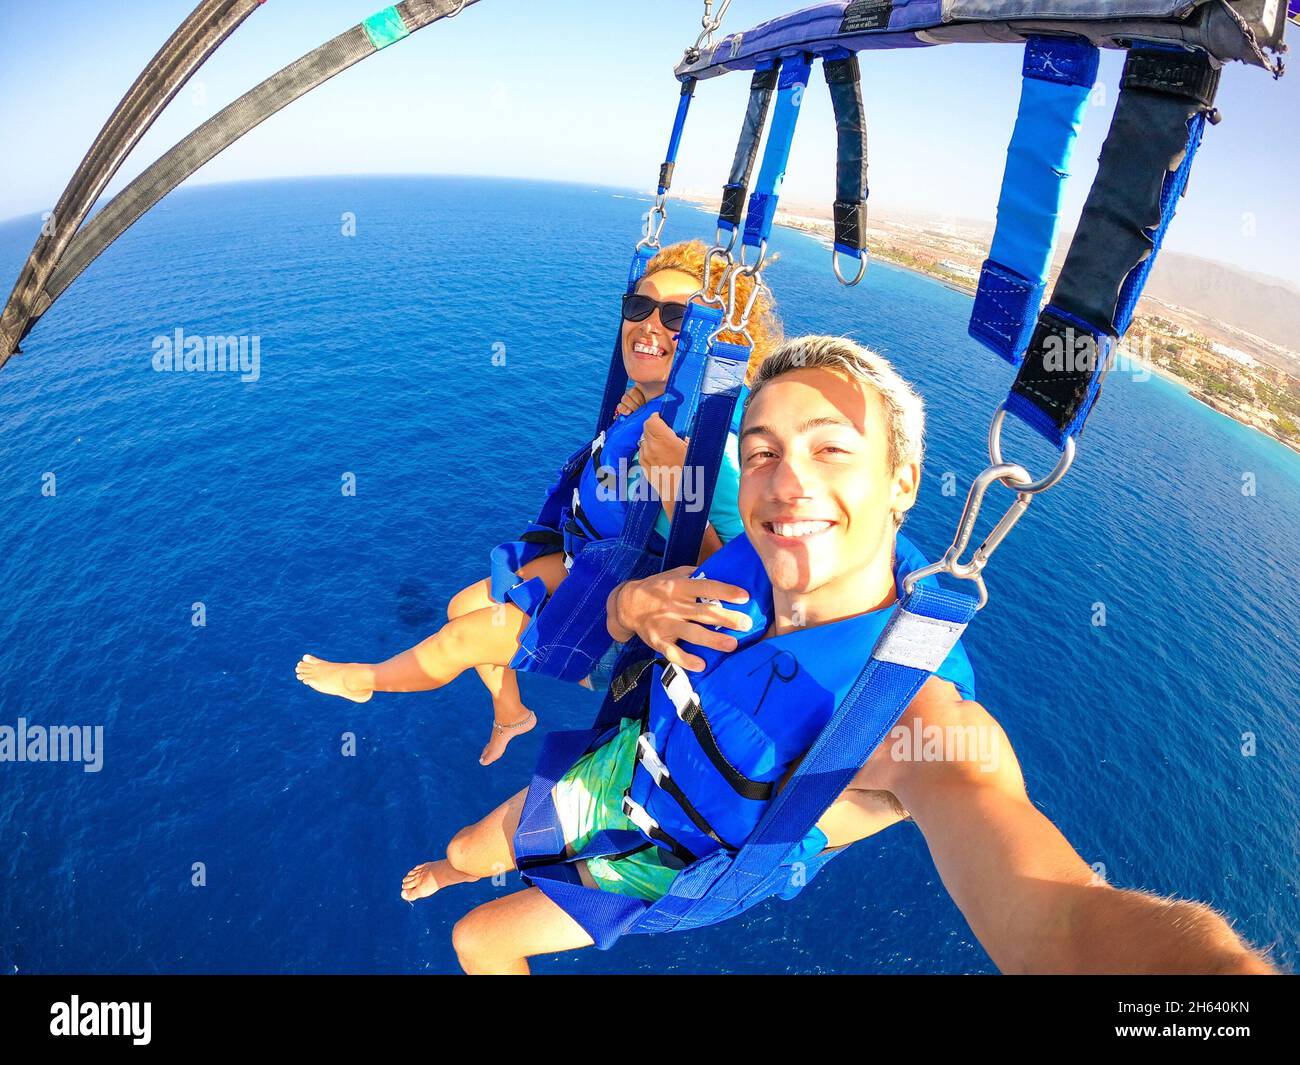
[400, 859, 480, 902]
[479, 709, 537, 767]
[295, 655, 374, 703]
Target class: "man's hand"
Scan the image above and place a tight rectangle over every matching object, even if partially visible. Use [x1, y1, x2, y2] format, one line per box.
[606, 567, 752, 671]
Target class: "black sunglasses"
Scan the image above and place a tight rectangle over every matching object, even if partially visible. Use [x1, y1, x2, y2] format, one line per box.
[621, 292, 689, 333]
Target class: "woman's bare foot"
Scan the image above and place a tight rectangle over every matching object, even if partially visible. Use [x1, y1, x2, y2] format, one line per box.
[295, 655, 374, 703]
[400, 859, 480, 902]
[479, 709, 537, 767]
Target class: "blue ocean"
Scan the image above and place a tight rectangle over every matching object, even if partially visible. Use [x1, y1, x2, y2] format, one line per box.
[1, 177, 1296, 974]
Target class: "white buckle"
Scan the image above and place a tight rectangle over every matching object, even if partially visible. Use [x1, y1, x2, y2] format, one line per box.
[659, 664, 697, 721]
[621, 793, 658, 836]
[636, 732, 670, 786]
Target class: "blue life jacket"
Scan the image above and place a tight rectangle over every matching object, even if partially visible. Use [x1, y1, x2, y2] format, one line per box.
[570, 396, 667, 549]
[514, 529, 980, 949]
[622, 531, 976, 864]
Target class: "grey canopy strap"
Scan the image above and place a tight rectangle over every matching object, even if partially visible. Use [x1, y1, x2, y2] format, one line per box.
[0, 0, 265, 368]
[2, 0, 478, 369]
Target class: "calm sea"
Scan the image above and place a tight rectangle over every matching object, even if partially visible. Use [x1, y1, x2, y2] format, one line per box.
[0, 177, 1295, 973]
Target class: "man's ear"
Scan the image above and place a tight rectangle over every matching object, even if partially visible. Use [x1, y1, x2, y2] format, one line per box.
[891, 461, 921, 520]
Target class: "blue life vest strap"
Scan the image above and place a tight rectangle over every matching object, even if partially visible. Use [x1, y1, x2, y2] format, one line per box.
[1006, 44, 1219, 449]
[970, 36, 1098, 363]
[743, 56, 813, 252]
[719, 63, 780, 233]
[823, 53, 869, 259]
[660, 339, 750, 572]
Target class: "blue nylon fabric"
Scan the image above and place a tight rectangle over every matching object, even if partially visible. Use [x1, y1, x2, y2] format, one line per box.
[971, 37, 1095, 363]
[1113, 112, 1206, 336]
[513, 535, 981, 947]
[744, 57, 811, 250]
[660, 341, 749, 572]
[659, 85, 695, 194]
[504, 307, 730, 682]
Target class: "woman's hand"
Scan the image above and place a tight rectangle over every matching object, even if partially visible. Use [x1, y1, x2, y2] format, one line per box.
[615, 385, 648, 418]
[606, 568, 752, 672]
[638, 412, 689, 509]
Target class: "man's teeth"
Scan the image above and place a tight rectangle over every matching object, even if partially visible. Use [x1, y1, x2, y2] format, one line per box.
[769, 521, 832, 538]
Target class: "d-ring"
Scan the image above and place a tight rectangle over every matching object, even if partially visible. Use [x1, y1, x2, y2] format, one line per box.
[833, 247, 867, 286]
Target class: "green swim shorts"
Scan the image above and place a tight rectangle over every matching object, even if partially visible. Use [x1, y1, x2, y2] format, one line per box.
[553, 717, 680, 901]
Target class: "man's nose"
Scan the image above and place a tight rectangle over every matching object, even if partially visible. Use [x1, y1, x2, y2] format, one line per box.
[769, 450, 817, 500]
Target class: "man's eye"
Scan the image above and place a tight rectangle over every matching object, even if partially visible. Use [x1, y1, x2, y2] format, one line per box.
[744, 448, 776, 464]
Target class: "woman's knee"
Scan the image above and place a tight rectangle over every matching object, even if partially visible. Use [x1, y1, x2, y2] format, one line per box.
[447, 579, 490, 622]
[451, 907, 498, 969]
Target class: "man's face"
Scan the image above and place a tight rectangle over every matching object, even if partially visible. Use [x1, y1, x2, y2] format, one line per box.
[738, 367, 918, 597]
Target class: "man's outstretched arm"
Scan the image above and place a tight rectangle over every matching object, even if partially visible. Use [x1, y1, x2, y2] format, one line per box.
[870, 684, 1276, 975]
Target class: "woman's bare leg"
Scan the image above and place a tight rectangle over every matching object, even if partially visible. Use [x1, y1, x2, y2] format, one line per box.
[295, 555, 570, 733]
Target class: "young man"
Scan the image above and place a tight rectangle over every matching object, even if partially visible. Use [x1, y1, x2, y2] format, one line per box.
[400, 336, 1274, 976]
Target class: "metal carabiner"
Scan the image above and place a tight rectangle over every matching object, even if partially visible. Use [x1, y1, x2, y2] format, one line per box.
[987, 403, 1076, 493]
[636, 194, 669, 252]
[693, 244, 734, 308]
[902, 462, 1035, 610]
[833, 246, 867, 287]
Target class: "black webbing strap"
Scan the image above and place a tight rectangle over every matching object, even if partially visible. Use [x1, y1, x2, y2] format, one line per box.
[0, 0, 265, 367]
[621, 791, 699, 866]
[660, 663, 775, 802]
[720, 65, 780, 229]
[635, 722, 741, 852]
[1008, 46, 1219, 444]
[824, 55, 869, 254]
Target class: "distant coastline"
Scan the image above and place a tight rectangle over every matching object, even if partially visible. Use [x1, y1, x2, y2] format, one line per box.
[678, 194, 1300, 457]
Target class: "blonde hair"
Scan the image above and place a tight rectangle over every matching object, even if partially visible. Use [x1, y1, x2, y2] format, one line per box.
[746, 335, 927, 472]
[643, 240, 782, 381]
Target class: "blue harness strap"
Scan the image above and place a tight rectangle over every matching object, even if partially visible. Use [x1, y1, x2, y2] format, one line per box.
[970, 36, 1098, 363]
[1005, 44, 1220, 449]
[743, 55, 813, 253]
[661, 340, 750, 572]
[659, 78, 697, 195]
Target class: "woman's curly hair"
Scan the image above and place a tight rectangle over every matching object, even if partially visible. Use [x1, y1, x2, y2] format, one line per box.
[642, 239, 783, 382]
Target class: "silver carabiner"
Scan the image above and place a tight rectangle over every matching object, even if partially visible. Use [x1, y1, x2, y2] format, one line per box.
[902, 462, 1035, 610]
[636, 194, 669, 252]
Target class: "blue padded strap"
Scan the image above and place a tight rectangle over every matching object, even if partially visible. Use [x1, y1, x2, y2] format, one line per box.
[593, 246, 660, 436]
[970, 36, 1097, 364]
[659, 78, 697, 195]
[660, 342, 750, 572]
[1006, 44, 1218, 449]
[743, 56, 812, 251]
[616, 304, 725, 553]
[705, 584, 979, 899]
[659, 303, 726, 436]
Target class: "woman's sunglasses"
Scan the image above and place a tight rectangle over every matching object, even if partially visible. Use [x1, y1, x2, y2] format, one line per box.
[621, 293, 689, 333]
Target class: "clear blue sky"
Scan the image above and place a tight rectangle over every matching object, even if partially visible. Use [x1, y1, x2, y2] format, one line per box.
[1, 0, 1296, 283]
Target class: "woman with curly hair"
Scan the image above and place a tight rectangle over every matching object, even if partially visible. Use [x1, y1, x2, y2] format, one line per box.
[295, 239, 782, 765]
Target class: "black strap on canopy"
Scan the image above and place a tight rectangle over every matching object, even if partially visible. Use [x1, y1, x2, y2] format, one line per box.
[719, 65, 780, 231]
[1008, 45, 1220, 446]
[824, 54, 869, 256]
